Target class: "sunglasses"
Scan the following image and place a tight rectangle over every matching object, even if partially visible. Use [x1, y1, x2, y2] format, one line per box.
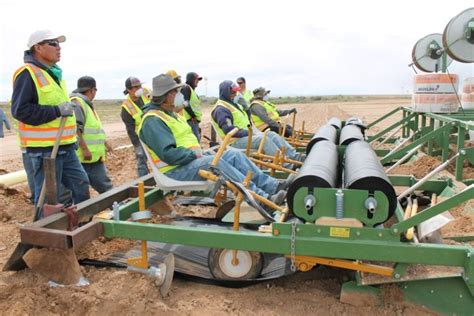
[237, 82, 244, 85]
[40, 40, 60, 47]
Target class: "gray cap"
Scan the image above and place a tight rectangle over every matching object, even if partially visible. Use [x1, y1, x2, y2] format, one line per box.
[123, 76, 143, 95]
[152, 74, 183, 97]
[253, 87, 271, 98]
[73, 76, 96, 93]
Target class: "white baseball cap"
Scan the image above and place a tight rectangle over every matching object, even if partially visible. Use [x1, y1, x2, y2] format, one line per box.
[27, 30, 66, 49]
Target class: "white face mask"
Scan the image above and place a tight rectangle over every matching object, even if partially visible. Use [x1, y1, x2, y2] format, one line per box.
[135, 88, 144, 97]
[233, 94, 241, 103]
[174, 92, 185, 107]
[263, 95, 270, 101]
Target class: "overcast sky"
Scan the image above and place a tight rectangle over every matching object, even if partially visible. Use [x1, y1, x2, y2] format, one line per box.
[0, 0, 473, 101]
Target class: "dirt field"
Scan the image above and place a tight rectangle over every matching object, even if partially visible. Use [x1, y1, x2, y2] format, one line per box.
[0, 98, 471, 315]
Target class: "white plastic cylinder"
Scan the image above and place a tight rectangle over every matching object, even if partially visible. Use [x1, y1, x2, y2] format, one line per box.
[0, 170, 27, 187]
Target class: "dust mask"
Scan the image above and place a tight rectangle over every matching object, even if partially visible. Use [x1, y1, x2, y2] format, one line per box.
[174, 92, 185, 107]
[135, 88, 144, 97]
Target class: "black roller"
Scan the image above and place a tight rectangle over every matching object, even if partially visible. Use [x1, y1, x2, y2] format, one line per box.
[288, 141, 338, 213]
[339, 124, 364, 145]
[306, 124, 338, 154]
[344, 141, 397, 223]
[328, 117, 342, 129]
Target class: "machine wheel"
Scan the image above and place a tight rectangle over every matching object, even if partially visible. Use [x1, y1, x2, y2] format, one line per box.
[208, 248, 263, 280]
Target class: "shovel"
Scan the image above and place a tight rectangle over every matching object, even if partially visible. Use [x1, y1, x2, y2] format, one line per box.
[3, 117, 67, 271]
[418, 194, 454, 242]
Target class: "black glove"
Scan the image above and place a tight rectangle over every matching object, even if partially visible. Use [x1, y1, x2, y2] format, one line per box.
[58, 102, 75, 117]
[291, 108, 297, 114]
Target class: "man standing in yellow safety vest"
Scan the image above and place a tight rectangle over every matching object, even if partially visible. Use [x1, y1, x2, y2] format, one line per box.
[70, 76, 113, 193]
[250, 87, 297, 137]
[120, 76, 149, 177]
[181, 72, 203, 140]
[11, 30, 90, 213]
[236, 77, 254, 106]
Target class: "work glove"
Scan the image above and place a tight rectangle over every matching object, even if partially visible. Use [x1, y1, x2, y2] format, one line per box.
[290, 108, 297, 114]
[58, 102, 75, 117]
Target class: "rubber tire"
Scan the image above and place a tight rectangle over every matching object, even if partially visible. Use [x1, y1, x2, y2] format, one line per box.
[208, 248, 264, 280]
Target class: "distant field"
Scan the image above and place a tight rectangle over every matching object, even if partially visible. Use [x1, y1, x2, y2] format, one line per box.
[0, 95, 410, 123]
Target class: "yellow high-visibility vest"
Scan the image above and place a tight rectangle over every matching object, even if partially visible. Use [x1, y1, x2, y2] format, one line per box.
[121, 95, 149, 129]
[251, 99, 281, 130]
[211, 99, 250, 143]
[71, 96, 106, 163]
[183, 85, 202, 122]
[240, 89, 254, 105]
[12, 63, 77, 147]
[138, 109, 201, 173]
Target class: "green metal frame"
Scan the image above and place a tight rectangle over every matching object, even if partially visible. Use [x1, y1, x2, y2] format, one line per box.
[99, 182, 474, 297]
[368, 106, 474, 184]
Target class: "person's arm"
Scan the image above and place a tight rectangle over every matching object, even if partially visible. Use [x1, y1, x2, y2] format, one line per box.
[212, 106, 248, 138]
[251, 103, 280, 129]
[71, 100, 91, 160]
[11, 69, 61, 125]
[120, 108, 141, 147]
[277, 107, 296, 117]
[139, 116, 197, 166]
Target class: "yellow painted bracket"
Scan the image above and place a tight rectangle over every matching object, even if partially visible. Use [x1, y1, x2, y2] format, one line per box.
[293, 256, 395, 277]
[127, 181, 149, 269]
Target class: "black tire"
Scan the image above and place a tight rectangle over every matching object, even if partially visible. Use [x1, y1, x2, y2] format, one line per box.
[208, 248, 264, 280]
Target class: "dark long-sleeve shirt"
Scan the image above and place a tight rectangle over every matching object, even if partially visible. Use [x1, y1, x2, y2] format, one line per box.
[250, 102, 293, 129]
[139, 103, 197, 167]
[121, 97, 144, 147]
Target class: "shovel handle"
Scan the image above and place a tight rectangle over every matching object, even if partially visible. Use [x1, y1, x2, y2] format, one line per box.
[34, 117, 68, 221]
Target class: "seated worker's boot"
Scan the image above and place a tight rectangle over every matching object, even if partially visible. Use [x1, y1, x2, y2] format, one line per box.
[269, 190, 287, 206]
[277, 173, 298, 192]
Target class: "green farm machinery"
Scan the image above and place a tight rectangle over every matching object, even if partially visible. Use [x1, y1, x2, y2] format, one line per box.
[4, 6, 474, 316]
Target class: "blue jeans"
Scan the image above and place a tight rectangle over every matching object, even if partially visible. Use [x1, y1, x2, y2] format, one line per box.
[231, 131, 299, 160]
[166, 148, 279, 198]
[29, 148, 90, 215]
[82, 161, 113, 194]
[134, 144, 149, 177]
[187, 119, 201, 141]
[22, 151, 36, 203]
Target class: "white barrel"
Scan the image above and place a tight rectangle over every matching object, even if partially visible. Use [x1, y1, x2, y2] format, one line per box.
[462, 77, 474, 94]
[461, 93, 474, 110]
[411, 94, 459, 113]
[413, 73, 459, 94]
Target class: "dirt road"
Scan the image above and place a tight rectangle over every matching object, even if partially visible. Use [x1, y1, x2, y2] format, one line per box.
[0, 98, 456, 315]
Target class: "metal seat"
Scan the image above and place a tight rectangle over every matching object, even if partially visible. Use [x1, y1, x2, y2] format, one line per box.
[140, 140, 213, 194]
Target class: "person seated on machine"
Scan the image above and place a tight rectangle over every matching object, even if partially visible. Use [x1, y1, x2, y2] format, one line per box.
[211, 80, 305, 164]
[250, 87, 297, 138]
[138, 74, 295, 205]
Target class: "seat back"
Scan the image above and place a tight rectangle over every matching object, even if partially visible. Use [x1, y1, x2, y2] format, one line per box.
[139, 140, 213, 193]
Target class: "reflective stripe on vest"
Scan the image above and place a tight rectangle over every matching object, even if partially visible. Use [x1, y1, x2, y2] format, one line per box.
[251, 99, 281, 130]
[71, 96, 106, 163]
[138, 109, 201, 173]
[211, 99, 251, 143]
[184, 85, 202, 122]
[121, 95, 148, 129]
[12, 64, 76, 148]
